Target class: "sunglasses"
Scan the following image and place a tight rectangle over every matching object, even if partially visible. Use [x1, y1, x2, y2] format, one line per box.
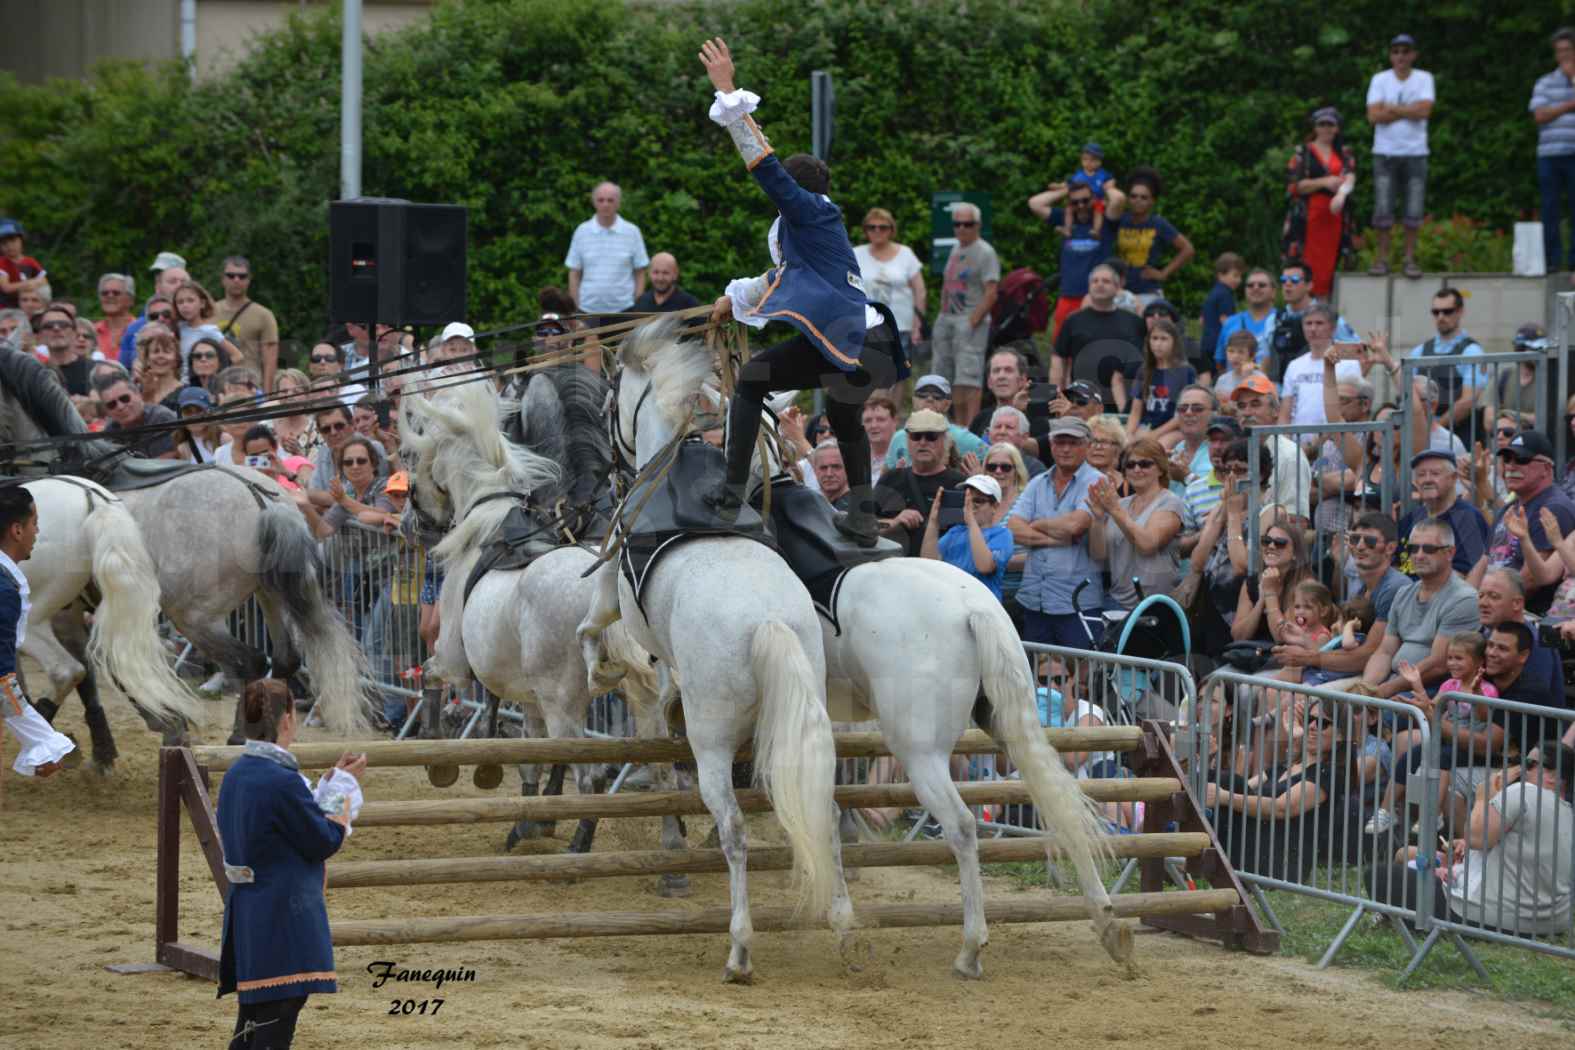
[985, 462, 1015, 474]
[310, 354, 338, 364]
[103, 393, 135, 409]
[1345, 533, 1385, 549]
[320, 421, 350, 434]
[341, 457, 371, 467]
[1123, 458, 1157, 471]
[1430, 307, 1459, 317]
[148, 311, 174, 322]
[908, 430, 944, 442]
[862, 223, 892, 231]
[1176, 403, 1209, 414]
[40, 320, 72, 331]
[1280, 275, 1305, 285]
[1496, 427, 1520, 438]
[1411, 542, 1453, 555]
[1245, 281, 1272, 289]
[191, 351, 218, 360]
[953, 220, 978, 228]
[1264, 536, 1292, 549]
[1068, 197, 1093, 207]
[223, 272, 250, 280]
[1042, 674, 1068, 688]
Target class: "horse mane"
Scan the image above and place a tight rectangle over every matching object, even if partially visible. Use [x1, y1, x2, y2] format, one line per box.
[400, 378, 560, 567]
[620, 316, 716, 432]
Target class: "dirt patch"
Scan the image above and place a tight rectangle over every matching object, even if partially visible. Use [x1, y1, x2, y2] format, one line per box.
[1, 693, 1566, 1049]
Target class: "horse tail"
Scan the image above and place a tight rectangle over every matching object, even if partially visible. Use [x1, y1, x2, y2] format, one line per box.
[82, 500, 205, 726]
[970, 607, 1124, 945]
[256, 502, 371, 735]
[602, 620, 661, 713]
[750, 621, 839, 920]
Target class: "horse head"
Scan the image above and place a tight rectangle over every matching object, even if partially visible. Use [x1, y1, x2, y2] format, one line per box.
[614, 316, 719, 469]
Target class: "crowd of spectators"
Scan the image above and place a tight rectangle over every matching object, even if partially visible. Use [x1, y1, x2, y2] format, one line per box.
[2, 27, 1573, 926]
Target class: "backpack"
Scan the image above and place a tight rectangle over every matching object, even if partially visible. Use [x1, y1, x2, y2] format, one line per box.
[990, 268, 1051, 348]
[1267, 309, 1307, 383]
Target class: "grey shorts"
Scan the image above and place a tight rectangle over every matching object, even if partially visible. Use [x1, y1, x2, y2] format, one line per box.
[930, 312, 989, 387]
[1371, 154, 1428, 229]
[1448, 764, 1495, 807]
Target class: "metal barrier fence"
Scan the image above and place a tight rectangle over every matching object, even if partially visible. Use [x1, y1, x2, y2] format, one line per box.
[1194, 669, 1575, 979]
[1410, 691, 1575, 971]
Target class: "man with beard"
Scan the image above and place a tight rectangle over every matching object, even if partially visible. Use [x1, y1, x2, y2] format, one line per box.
[1470, 431, 1575, 614]
[1397, 449, 1489, 576]
[631, 252, 701, 313]
[874, 409, 966, 555]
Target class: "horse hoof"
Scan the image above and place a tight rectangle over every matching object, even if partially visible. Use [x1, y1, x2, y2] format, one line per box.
[589, 661, 625, 691]
[722, 964, 753, 985]
[567, 830, 595, 854]
[91, 759, 116, 777]
[952, 953, 984, 980]
[472, 764, 504, 790]
[426, 763, 460, 788]
[504, 820, 554, 851]
[657, 874, 690, 898]
[1099, 920, 1134, 965]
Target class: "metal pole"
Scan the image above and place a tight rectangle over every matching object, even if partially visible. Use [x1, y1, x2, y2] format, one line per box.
[341, 0, 363, 200]
[179, 0, 197, 69]
[1556, 291, 1574, 469]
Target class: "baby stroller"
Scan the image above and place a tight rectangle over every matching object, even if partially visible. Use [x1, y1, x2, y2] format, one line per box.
[1070, 578, 1192, 725]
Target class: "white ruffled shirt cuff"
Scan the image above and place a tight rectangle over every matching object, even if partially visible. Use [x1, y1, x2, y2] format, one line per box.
[312, 767, 365, 834]
[725, 274, 772, 329]
[708, 88, 760, 127]
[5, 703, 75, 775]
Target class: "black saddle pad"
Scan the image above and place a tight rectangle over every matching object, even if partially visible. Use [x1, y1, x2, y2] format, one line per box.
[463, 504, 563, 603]
[101, 458, 215, 492]
[758, 477, 900, 577]
[626, 438, 764, 535]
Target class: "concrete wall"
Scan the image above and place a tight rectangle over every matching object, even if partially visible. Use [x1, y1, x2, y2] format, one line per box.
[1333, 271, 1571, 353]
[0, 0, 431, 84]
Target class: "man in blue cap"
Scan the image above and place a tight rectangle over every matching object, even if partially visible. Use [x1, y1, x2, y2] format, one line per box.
[1397, 448, 1489, 577]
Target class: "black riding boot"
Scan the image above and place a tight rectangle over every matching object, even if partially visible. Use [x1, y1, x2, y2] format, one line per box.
[834, 433, 879, 548]
[705, 392, 764, 525]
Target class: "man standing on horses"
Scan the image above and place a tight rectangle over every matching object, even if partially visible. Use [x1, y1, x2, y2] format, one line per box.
[0, 486, 76, 778]
[699, 37, 899, 547]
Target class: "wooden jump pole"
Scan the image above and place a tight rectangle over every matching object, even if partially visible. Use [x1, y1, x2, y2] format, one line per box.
[351, 777, 1183, 827]
[328, 831, 1210, 889]
[330, 889, 1243, 946]
[190, 726, 1143, 771]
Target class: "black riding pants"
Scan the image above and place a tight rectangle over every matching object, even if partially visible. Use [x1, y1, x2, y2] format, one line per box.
[230, 995, 306, 1049]
[725, 326, 898, 497]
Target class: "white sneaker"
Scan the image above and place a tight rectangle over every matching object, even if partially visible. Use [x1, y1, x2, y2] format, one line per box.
[1364, 809, 1397, 835]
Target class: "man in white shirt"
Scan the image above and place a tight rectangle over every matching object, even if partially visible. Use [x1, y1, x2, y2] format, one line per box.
[1366, 33, 1435, 279]
[1279, 305, 1362, 444]
[564, 182, 650, 319]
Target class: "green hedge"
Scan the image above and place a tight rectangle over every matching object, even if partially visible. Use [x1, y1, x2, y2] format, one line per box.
[0, 0, 1564, 360]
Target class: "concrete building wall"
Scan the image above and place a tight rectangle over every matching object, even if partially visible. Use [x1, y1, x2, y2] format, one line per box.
[0, 0, 431, 84]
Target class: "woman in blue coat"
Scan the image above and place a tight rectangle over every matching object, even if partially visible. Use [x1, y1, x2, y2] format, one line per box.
[698, 38, 902, 546]
[217, 679, 365, 1049]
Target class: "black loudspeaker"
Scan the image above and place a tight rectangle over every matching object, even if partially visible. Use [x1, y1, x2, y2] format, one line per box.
[329, 198, 467, 326]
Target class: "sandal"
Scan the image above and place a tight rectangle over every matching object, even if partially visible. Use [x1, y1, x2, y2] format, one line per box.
[1403, 259, 1423, 279]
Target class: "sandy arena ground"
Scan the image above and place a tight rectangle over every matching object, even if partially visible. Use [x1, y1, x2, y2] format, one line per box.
[2, 691, 1569, 1050]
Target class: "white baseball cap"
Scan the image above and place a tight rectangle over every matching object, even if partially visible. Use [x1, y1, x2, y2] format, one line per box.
[150, 250, 187, 272]
[961, 474, 1003, 502]
[439, 322, 475, 343]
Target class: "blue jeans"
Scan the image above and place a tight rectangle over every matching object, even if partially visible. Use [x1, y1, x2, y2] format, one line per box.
[1371, 154, 1427, 230]
[1022, 609, 1094, 651]
[1539, 153, 1575, 270]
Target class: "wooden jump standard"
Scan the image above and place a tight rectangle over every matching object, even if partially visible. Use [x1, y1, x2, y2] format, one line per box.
[134, 722, 1276, 980]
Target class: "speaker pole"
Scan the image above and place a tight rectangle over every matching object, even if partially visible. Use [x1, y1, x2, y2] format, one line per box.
[340, 0, 363, 199]
[366, 317, 386, 427]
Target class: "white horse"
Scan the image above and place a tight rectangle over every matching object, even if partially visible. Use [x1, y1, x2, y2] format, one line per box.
[577, 318, 854, 983]
[752, 426, 1134, 975]
[19, 477, 205, 763]
[400, 372, 662, 853]
[109, 465, 370, 742]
